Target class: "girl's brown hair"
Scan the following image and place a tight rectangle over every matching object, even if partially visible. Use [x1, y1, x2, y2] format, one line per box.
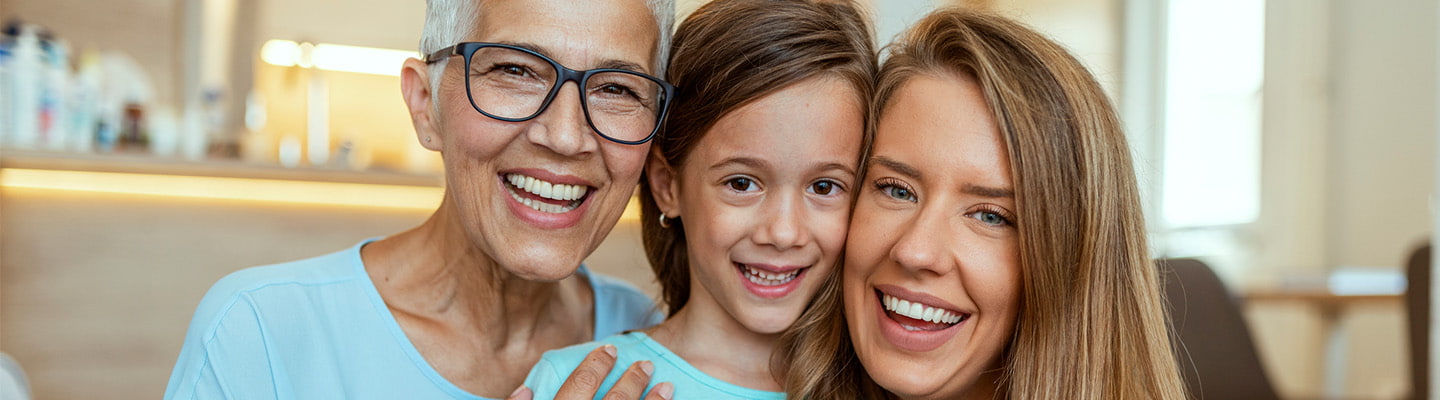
[639, 0, 877, 316]
[776, 8, 1187, 399]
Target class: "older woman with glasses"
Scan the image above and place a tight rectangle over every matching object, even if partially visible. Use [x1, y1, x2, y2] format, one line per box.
[165, 0, 677, 399]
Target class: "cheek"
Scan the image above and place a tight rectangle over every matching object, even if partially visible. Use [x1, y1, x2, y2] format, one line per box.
[600, 143, 649, 181]
[969, 245, 1023, 321]
[845, 201, 892, 271]
[813, 207, 851, 261]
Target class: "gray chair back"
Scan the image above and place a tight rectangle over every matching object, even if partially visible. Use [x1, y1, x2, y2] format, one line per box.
[1161, 258, 1280, 400]
[1407, 244, 1430, 400]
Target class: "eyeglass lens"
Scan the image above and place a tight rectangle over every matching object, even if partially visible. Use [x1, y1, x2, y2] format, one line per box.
[466, 46, 664, 143]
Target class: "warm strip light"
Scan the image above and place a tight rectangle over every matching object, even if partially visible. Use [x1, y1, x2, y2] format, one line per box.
[261, 39, 418, 76]
[0, 169, 442, 210]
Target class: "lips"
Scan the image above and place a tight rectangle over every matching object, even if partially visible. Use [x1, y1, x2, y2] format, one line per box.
[881, 291, 967, 329]
[498, 170, 597, 229]
[735, 263, 808, 299]
[873, 286, 968, 352]
[504, 173, 592, 214]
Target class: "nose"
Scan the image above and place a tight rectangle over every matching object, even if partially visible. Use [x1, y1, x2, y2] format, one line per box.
[888, 206, 956, 277]
[753, 191, 810, 250]
[525, 81, 598, 156]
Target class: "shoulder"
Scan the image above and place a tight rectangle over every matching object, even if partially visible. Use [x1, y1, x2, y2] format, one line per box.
[194, 245, 364, 319]
[166, 242, 373, 399]
[540, 332, 647, 371]
[583, 267, 663, 335]
[524, 333, 650, 397]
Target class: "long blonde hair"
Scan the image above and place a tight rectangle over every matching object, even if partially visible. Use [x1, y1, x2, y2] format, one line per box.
[775, 8, 1187, 399]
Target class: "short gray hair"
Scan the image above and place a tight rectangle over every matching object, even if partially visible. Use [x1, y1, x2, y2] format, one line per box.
[420, 0, 675, 94]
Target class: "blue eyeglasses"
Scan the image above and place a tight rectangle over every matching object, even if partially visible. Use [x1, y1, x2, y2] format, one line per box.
[424, 42, 676, 145]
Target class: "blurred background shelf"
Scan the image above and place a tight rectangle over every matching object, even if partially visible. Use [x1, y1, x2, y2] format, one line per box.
[0, 149, 444, 187]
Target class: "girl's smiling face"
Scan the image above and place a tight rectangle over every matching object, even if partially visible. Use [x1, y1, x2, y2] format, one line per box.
[843, 72, 1023, 400]
[650, 76, 863, 335]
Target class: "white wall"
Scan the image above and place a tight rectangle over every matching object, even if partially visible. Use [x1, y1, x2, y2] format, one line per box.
[1326, 0, 1436, 269]
[1251, 0, 1436, 397]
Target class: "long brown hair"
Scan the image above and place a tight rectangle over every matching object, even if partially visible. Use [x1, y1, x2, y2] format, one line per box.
[777, 8, 1187, 399]
[639, 0, 877, 316]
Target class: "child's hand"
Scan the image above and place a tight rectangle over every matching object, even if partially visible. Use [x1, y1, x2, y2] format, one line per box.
[506, 345, 674, 400]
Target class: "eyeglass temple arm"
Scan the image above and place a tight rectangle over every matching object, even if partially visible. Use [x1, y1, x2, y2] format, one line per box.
[421, 45, 459, 64]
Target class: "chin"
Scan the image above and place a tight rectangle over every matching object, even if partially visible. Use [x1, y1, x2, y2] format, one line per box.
[495, 250, 589, 282]
[868, 367, 952, 400]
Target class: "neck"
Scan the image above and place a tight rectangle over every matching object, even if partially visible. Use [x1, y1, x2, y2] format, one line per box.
[648, 293, 782, 391]
[363, 201, 591, 351]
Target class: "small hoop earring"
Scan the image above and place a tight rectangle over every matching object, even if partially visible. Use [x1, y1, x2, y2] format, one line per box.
[658, 214, 672, 228]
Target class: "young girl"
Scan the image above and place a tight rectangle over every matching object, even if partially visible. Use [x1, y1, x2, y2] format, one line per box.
[777, 8, 1187, 400]
[521, 0, 876, 398]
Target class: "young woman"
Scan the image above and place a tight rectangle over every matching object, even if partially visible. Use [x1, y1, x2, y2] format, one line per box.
[777, 8, 1187, 400]
[520, 0, 876, 398]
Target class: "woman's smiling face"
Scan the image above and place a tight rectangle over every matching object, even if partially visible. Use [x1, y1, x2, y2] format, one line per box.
[843, 71, 1022, 400]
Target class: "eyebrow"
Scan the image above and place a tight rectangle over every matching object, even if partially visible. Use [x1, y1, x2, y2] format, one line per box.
[869, 156, 922, 179]
[710, 157, 768, 171]
[962, 184, 1014, 199]
[499, 41, 648, 73]
[870, 156, 1013, 198]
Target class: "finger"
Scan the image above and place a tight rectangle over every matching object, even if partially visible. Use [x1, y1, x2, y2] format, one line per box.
[506, 386, 533, 400]
[554, 344, 619, 399]
[642, 382, 674, 400]
[599, 360, 654, 400]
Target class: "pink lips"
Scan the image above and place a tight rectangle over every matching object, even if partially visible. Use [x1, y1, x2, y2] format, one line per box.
[499, 169, 595, 230]
[735, 263, 807, 299]
[873, 285, 967, 353]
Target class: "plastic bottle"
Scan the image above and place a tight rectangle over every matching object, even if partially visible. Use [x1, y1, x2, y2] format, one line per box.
[9, 24, 41, 149]
[40, 34, 71, 151]
[0, 28, 13, 147]
[70, 49, 101, 152]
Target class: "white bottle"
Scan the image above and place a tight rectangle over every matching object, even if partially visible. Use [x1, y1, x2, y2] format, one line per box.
[42, 37, 71, 151]
[0, 35, 12, 147]
[9, 24, 41, 149]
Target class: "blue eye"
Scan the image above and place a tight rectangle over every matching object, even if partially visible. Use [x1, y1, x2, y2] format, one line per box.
[874, 179, 916, 202]
[970, 210, 1012, 227]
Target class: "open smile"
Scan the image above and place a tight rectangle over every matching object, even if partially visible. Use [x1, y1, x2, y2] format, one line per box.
[873, 286, 969, 352]
[502, 173, 593, 214]
[734, 263, 809, 299]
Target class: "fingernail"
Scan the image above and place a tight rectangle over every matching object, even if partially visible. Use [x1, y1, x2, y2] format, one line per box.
[639, 360, 654, 376]
[602, 344, 618, 358]
[655, 382, 674, 400]
[509, 386, 531, 400]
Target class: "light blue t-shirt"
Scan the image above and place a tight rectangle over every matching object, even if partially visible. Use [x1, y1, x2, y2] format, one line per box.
[524, 332, 786, 400]
[164, 239, 662, 400]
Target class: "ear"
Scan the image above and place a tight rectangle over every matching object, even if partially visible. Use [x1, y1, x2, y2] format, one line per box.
[400, 57, 443, 151]
[646, 147, 682, 218]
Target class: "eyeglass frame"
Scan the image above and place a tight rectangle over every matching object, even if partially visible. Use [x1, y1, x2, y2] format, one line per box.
[422, 42, 676, 145]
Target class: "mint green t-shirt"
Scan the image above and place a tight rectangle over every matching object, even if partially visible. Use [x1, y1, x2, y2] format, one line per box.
[524, 331, 786, 400]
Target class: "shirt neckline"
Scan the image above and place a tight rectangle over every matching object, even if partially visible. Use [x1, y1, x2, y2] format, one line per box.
[626, 331, 787, 398]
[349, 238, 604, 400]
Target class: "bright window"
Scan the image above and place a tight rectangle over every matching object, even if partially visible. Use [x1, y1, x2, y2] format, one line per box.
[1160, 0, 1265, 228]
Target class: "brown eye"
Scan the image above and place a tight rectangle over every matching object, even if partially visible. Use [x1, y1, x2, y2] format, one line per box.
[810, 180, 841, 196]
[726, 177, 755, 192]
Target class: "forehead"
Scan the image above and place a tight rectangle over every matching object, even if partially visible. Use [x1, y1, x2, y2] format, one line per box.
[875, 73, 1011, 186]
[690, 78, 864, 167]
[472, 0, 660, 73]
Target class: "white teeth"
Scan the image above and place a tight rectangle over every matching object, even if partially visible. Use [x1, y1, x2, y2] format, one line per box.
[506, 173, 589, 201]
[881, 293, 964, 325]
[740, 264, 801, 286]
[505, 173, 589, 214]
